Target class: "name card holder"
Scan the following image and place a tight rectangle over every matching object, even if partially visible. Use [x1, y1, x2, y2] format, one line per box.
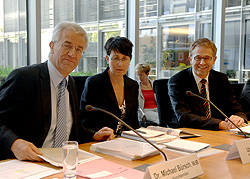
[226, 138, 250, 164]
[143, 153, 203, 179]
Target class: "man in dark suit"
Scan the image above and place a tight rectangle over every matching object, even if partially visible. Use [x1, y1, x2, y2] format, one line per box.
[168, 38, 248, 130]
[0, 22, 114, 161]
[240, 78, 250, 120]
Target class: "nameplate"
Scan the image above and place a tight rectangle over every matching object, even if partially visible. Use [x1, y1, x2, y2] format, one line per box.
[226, 138, 250, 164]
[143, 153, 203, 179]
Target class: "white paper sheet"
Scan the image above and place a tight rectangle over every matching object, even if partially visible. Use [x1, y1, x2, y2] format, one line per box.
[0, 160, 60, 179]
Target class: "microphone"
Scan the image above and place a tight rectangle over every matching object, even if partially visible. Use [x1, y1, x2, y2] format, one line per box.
[186, 91, 248, 139]
[85, 105, 168, 161]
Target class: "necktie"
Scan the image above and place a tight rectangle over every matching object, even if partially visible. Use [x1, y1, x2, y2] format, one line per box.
[52, 78, 67, 147]
[200, 79, 211, 118]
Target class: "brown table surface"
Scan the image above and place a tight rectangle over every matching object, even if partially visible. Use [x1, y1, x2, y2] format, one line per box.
[4, 128, 250, 179]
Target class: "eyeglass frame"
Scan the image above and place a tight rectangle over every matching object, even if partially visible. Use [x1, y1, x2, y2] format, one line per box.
[107, 55, 131, 63]
[54, 41, 85, 55]
[192, 55, 214, 62]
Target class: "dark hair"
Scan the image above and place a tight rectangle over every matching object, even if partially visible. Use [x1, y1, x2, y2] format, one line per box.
[104, 36, 133, 58]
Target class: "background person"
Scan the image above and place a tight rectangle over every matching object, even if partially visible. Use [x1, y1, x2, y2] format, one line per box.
[0, 21, 114, 161]
[80, 36, 139, 136]
[240, 78, 250, 121]
[135, 63, 159, 126]
[168, 38, 247, 130]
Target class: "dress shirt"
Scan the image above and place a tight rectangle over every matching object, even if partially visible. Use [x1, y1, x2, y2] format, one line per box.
[42, 60, 73, 147]
[192, 70, 210, 100]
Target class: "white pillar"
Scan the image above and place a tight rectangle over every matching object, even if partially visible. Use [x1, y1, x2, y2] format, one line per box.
[212, 0, 225, 72]
[27, 0, 41, 65]
[127, 0, 139, 79]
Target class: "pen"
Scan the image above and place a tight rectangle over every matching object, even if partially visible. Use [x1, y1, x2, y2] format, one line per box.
[136, 129, 147, 134]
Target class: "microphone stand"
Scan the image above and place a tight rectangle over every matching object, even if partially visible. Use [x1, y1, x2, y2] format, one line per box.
[186, 91, 248, 139]
[86, 105, 168, 161]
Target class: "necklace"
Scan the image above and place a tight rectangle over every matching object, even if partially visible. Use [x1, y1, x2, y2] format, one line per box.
[141, 82, 150, 87]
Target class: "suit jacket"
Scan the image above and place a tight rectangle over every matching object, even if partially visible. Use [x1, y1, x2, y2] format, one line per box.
[79, 67, 139, 133]
[240, 78, 250, 120]
[0, 61, 94, 160]
[168, 67, 246, 130]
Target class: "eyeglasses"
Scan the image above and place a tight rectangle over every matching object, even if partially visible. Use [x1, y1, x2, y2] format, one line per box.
[108, 56, 131, 63]
[193, 56, 213, 62]
[56, 41, 85, 55]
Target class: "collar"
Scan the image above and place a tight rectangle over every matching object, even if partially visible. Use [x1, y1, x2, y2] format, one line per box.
[48, 60, 69, 88]
[192, 68, 209, 85]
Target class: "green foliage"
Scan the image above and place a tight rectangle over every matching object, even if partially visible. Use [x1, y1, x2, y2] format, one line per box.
[161, 50, 175, 68]
[161, 50, 191, 71]
[104, 31, 121, 42]
[226, 70, 236, 78]
[172, 63, 191, 70]
[0, 66, 14, 85]
[0, 66, 13, 78]
[0, 66, 94, 85]
[87, 32, 98, 42]
[70, 71, 93, 76]
[141, 37, 156, 66]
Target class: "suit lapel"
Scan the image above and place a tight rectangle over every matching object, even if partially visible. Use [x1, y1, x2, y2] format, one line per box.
[39, 62, 52, 135]
[102, 68, 119, 107]
[67, 76, 78, 138]
[208, 70, 217, 115]
[187, 68, 206, 114]
[187, 68, 200, 95]
[68, 77, 76, 119]
[124, 76, 134, 116]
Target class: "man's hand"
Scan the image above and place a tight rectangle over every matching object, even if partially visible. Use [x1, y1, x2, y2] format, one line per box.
[11, 139, 43, 161]
[219, 121, 229, 130]
[93, 127, 115, 141]
[226, 115, 248, 129]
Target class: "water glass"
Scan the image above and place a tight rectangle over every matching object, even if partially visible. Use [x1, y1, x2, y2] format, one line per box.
[62, 141, 78, 179]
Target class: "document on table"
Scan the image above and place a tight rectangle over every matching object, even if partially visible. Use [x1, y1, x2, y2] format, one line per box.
[230, 125, 250, 134]
[90, 138, 165, 160]
[38, 148, 102, 167]
[164, 147, 225, 159]
[77, 158, 145, 179]
[162, 139, 211, 153]
[121, 127, 177, 144]
[147, 126, 201, 138]
[0, 160, 60, 179]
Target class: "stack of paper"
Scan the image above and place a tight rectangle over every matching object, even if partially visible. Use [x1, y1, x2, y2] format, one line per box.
[147, 126, 201, 138]
[0, 160, 60, 179]
[230, 125, 250, 137]
[90, 138, 165, 160]
[162, 139, 211, 153]
[38, 148, 102, 167]
[121, 127, 177, 144]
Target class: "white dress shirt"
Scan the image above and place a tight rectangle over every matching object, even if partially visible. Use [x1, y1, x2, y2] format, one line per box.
[192, 70, 210, 100]
[42, 60, 73, 148]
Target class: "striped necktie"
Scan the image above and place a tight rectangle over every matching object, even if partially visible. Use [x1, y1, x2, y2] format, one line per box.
[200, 79, 211, 118]
[52, 78, 67, 148]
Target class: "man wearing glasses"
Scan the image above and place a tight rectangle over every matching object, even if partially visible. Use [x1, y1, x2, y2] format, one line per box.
[0, 22, 114, 161]
[168, 38, 248, 130]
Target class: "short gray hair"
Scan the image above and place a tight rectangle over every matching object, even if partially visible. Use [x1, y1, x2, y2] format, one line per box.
[49, 21, 89, 57]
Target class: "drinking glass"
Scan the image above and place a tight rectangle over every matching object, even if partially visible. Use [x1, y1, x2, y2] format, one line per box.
[62, 141, 78, 179]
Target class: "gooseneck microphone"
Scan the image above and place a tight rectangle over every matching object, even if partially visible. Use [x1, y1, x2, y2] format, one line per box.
[85, 105, 168, 161]
[186, 91, 248, 139]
